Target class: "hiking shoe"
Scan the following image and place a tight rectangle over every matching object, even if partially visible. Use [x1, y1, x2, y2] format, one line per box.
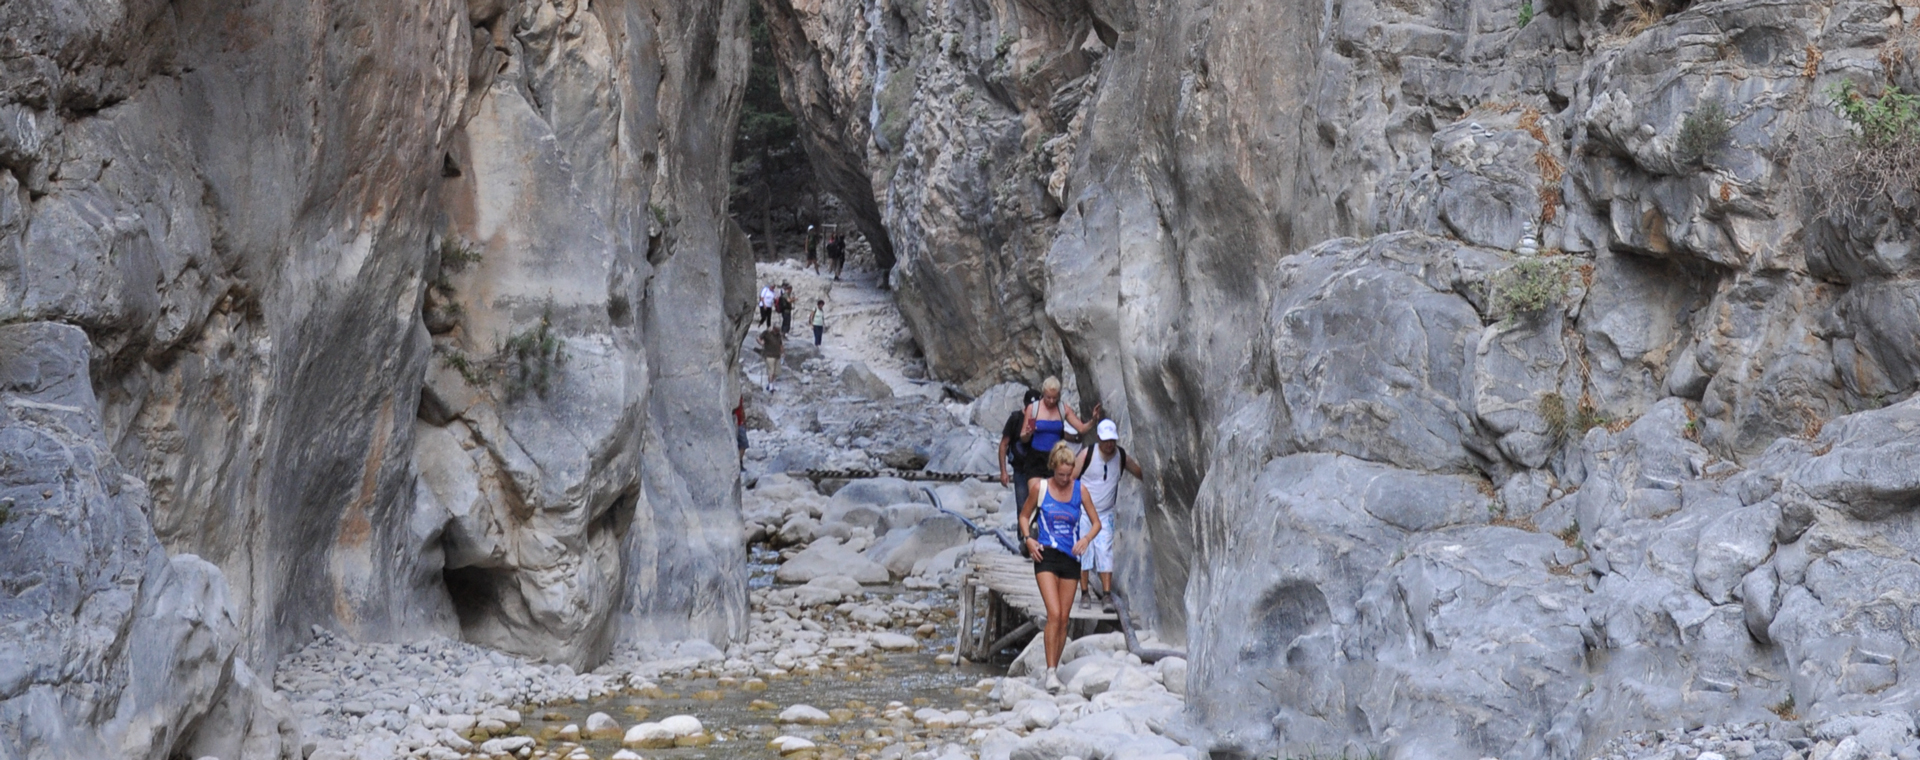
[1044, 669, 1064, 694]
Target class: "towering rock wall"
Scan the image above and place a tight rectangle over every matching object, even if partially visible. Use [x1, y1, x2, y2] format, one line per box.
[762, 0, 1107, 388]
[768, 0, 1920, 757]
[0, 0, 749, 756]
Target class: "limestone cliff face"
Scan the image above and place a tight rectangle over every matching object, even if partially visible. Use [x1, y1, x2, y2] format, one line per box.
[771, 0, 1920, 756]
[0, 0, 749, 756]
[762, 0, 1106, 388]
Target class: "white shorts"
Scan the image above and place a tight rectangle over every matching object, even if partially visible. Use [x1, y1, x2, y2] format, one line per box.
[1079, 513, 1114, 573]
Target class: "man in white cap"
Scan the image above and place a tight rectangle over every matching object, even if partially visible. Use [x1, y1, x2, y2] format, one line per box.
[1073, 419, 1143, 606]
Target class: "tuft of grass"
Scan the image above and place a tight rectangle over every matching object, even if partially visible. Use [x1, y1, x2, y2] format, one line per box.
[1540, 392, 1570, 442]
[1620, 0, 1665, 35]
[437, 236, 483, 273]
[1554, 520, 1582, 548]
[438, 348, 488, 388]
[1575, 396, 1608, 433]
[0, 498, 12, 526]
[1769, 694, 1799, 720]
[1518, 0, 1535, 28]
[1675, 98, 1733, 166]
[502, 303, 567, 401]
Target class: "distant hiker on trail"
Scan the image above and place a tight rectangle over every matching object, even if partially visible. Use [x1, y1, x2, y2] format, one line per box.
[1021, 442, 1100, 695]
[998, 388, 1044, 513]
[811, 299, 827, 347]
[1073, 419, 1143, 608]
[804, 225, 819, 273]
[759, 325, 784, 392]
[777, 283, 794, 335]
[758, 284, 776, 328]
[734, 399, 749, 470]
[1021, 376, 1099, 456]
[828, 234, 847, 280]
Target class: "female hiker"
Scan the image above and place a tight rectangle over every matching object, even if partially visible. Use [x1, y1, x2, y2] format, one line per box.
[1020, 376, 1099, 457]
[810, 299, 827, 346]
[1020, 442, 1100, 694]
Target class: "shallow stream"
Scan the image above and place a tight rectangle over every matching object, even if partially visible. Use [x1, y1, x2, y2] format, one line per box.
[513, 549, 1008, 760]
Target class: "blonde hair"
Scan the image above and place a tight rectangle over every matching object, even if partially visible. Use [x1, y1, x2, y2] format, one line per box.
[1041, 376, 1062, 394]
[1047, 442, 1077, 472]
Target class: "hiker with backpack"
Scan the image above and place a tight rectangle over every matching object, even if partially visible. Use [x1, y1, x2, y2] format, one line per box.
[1074, 419, 1144, 607]
[776, 283, 794, 335]
[998, 388, 1045, 511]
[759, 324, 784, 392]
[757, 284, 776, 328]
[827, 234, 847, 280]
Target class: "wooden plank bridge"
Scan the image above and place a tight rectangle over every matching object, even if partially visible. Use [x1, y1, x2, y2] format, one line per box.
[953, 550, 1118, 661]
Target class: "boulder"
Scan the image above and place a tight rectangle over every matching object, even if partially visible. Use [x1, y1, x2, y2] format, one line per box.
[830, 478, 930, 507]
[870, 632, 920, 650]
[1156, 657, 1189, 697]
[865, 515, 974, 577]
[585, 712, 620, 739]
[778, 704, 833, 724]
[881, 503, 940, 534]
[840, 361, 894, 400]
[1013, 698, 1060, 730]
[775, 538, 891, 584]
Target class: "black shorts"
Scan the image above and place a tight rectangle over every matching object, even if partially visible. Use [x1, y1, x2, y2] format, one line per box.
[1032, 547, 1081, 580]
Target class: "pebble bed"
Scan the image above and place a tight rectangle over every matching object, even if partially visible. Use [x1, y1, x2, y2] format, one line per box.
[276, 552, 1201, 760]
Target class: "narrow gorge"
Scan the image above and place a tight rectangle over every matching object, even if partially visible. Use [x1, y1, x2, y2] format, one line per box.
[5, 0, 1920, 759]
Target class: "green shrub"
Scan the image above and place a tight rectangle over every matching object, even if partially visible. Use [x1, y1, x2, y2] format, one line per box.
[1675, 98, 1732, 166]
[437, 236, 483, 273]
[438, 348, 488, 388]
[995, 33, 1017, 58]
[1828, 81, 1920, 147]
[1489, 256, 1576, 319]
[503, 305, 567, 401]
[1801, 81, 1920, 226]
[1518, 0, 1535, 28]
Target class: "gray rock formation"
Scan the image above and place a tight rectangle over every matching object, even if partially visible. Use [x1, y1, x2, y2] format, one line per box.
[762, 0, 1920, 755]
[1, 0, 751, 722]
[1, 323, 298, 760]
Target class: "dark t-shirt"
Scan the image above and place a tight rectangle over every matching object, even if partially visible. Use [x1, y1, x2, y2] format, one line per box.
[761, 328, 784, 358]
[1002, 409, 1044, 475]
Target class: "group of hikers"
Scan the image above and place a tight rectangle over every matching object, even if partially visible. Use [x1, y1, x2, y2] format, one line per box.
[804, 224, 849, 280]
[756, 282, 827, 393]
[995, 378, 1145, 694]
[740, 224, 1136, 693]
[752, 226, 852, 393]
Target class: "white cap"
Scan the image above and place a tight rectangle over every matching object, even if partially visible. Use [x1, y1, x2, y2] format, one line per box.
[1097, 420, 1119, 441]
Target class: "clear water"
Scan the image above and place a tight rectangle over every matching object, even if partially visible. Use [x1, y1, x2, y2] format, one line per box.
[516, 555, 1008, 759]
[520, 653, 1002, 758]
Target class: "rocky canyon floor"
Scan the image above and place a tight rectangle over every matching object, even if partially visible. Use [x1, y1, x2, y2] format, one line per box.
[269, 261, 1198, 760]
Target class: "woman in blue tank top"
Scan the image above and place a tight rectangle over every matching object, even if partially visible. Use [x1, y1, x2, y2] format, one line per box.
[1019, 442, 1101, 694]
[1019, 376, 1098, 460]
